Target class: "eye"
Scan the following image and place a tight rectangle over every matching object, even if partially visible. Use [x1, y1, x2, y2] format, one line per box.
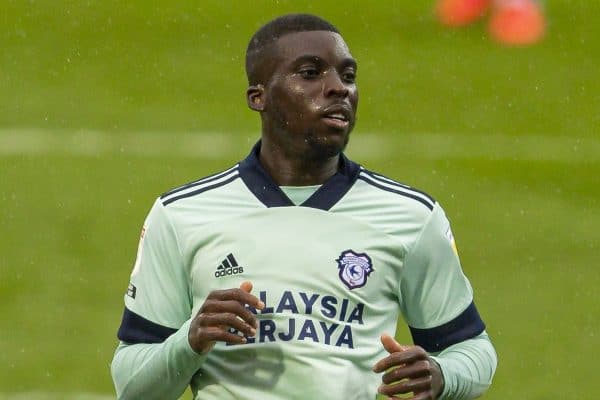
[298, 68, 320, 79]
[342, 70, 356, 83]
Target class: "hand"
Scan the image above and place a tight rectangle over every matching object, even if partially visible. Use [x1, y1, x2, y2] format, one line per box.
[372, 334, 444, 399]
[188, 281, 265, 354]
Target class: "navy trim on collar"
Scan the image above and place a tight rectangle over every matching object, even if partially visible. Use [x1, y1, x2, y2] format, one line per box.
[238, 141, 361, 210]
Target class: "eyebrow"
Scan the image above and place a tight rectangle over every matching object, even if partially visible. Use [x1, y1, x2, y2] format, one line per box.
[292, 55, 358, 70]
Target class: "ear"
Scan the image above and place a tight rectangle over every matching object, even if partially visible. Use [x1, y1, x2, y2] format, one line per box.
[247, 84, 265, 112]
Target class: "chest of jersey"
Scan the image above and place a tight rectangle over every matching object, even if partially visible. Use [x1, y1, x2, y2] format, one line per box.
[181, 206, 404, 351]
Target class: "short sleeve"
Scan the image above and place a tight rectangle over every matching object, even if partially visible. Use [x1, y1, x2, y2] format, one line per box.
[399, 203, 485, 353]
[117, 198, 192, 344]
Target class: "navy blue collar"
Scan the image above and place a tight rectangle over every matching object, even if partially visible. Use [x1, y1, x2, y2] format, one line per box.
[239, 141, 361, 210]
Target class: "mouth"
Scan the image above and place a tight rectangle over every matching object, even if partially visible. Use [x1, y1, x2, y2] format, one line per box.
[321, 105, 352, 130]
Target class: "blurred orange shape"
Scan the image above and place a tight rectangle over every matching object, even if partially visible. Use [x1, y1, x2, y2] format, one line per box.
[436, 0, 491, 26]
[489, 0, 546, 45]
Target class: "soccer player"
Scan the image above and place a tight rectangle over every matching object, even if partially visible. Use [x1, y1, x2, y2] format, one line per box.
[111, 14, 497, 400]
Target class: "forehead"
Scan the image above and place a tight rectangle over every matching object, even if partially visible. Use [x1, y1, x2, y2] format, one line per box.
[272, 30, 354, 63]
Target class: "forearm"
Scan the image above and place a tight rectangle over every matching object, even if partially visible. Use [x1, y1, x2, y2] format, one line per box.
[111, 319, 206, 400]
[430, 331, 497, 400]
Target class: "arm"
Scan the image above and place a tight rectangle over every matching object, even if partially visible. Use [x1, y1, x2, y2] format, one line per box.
[430, 331, 497, 400]
[374, 203, 497, 399]
[373, 331, 496, 400]
[112, 285, 264, 400]
[110, 199, 199, 399]
[111, 200, 264, 399]
[111, 320, 206, 400]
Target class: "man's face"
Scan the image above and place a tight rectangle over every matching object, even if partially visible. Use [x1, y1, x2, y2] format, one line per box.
[260, 30, 358, 159]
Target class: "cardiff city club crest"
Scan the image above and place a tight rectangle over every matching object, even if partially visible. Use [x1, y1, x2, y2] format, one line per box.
[336, 250, 374, 290]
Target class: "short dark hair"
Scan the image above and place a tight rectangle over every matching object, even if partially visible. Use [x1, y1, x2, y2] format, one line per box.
[245, 14, 340, 85]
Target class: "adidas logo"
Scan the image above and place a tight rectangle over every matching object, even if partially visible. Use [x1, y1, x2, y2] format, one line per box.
[214, 253, 244, 278]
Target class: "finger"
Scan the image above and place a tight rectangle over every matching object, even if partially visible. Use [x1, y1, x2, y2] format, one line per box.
[373, 333, 408, 373]
[200, 299, 259, 328]
[381, 333, 410, 354]
[239, 280, 253, 293]
[382, 360, 432, 384]
[239, 281, 266, 312]
[200, 326, 248, 345]
[380, 374, 433, 395]
[379, 377, 433, 397]
[373, 346, 428, 373]
[378, 379, 411, 397]
[200, 312, 257, 337]
[209, 288, 265, 310]
[239, 281, 265, 311]
[402, 376, 434, 394]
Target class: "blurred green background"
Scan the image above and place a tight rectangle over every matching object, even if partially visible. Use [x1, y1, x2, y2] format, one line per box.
[1, 1, 598, 399]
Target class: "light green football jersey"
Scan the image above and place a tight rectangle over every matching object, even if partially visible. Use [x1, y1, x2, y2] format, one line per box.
[113, 143, 486, 400]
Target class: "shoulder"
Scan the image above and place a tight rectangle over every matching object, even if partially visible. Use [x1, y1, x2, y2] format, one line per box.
[158, 164, 241, 207]
[355, 167, 436, 212]
[333, 166, 439, 239]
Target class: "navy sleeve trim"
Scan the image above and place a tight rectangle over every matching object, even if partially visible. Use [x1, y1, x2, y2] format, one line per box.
[409, 302, 485, 352]
[117, 308, 178, 344]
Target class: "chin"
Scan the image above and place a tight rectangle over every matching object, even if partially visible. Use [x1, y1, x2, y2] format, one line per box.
[306, 131, 350, 159]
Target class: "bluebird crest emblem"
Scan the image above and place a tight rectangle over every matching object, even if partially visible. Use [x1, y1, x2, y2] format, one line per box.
[336, 250, 374, 290]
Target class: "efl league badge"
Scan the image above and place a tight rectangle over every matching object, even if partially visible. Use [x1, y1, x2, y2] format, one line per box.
[336, 250, 374, 290]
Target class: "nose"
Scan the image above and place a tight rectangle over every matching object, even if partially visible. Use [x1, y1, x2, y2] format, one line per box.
[323, 70, 349, 98]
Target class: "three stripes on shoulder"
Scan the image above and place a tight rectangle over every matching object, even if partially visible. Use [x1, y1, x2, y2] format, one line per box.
[358, 168, 435, 211]
[160, 165, 240, 206]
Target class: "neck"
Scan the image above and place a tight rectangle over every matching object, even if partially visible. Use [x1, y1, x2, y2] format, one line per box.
[258, 138, 340, 186]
